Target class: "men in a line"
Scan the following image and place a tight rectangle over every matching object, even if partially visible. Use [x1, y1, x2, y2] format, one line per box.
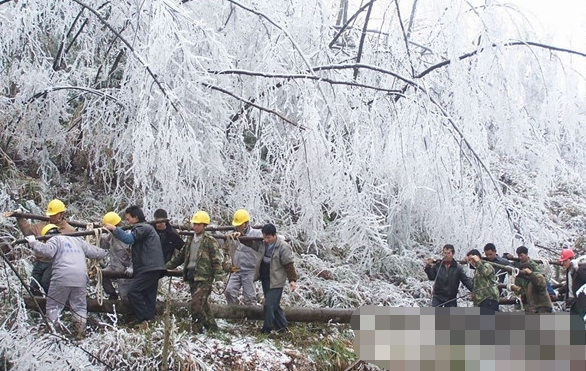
[153, 209, 184, 263]
[100, 212, 132, 300]
[12, 199, 76, 295]
[254, 223, 297, 333]
[558, 249, 586, 317]
[466, 249, 499, 311]
[424, 244, 473, 307]
[25, 224, 106, 339]
[104, 205, 166, 326]
[510, 264, 553, 313]
[167, 211, 223, 333]
[225, 209, 263, 305]
[483, 243, 510, 292]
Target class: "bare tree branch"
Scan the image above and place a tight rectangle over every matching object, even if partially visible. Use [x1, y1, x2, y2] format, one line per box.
[394, 0, 415, 78]
[416, 41, 586, 79]
[71, 0, 181, 113]
[353, 1, 374, 80]
[212, 69, 403, 94]
[204, 83, 305, 130]
[329, 0, 377, 49]
[27, 86, 122, 105]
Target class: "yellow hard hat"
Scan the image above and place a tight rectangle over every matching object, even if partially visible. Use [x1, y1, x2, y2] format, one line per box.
[46, 199, 66, 216]
[102, 212, 121, 226]
[232, 209, 250, 226]
[41, 224, 59, 236]
[191, 211, 210, 225]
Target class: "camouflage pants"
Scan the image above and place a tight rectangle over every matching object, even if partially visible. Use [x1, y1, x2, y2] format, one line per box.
[189, 280, 216, 332]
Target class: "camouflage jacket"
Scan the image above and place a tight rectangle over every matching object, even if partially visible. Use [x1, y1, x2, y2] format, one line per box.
[167, 232, 223, 282]
[471, 260, 499, 307]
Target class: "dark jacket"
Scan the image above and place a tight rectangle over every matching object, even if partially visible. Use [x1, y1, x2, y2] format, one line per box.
[130, 223, 166, 275]
[156, 224, 185, 263]
[425, 260, 473, 302]
[560, 262, 586, 315]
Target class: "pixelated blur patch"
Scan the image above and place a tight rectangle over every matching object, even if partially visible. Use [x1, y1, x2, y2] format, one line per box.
[351, 306, 586, 371]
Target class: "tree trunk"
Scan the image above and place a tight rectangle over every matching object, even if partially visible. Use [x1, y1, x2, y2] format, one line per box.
[23, 297, 353, 323]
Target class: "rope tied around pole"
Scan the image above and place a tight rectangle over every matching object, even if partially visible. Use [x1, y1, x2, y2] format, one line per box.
[85, 224, 104, 306]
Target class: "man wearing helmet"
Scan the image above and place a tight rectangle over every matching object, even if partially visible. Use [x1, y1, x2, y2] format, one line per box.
[100, 212, 132, 300]
[224, 209, 263, 306]
[12, 199, 76, 295]
[558, 249, 586, 317]
[24, 224, 106, 339]
[103, 205, 166, 327]
[167, 210, 223, 333]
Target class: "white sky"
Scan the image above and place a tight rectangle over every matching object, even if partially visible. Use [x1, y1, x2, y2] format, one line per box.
[509, 0, 586, 50]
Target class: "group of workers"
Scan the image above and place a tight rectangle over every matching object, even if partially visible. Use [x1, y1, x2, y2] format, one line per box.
[7, 199, 298, 339]
[424, 243, 586, 316]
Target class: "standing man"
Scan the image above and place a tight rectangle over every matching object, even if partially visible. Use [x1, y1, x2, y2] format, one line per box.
[100, 212, 133, 300]
[254, 223, 297, 334]
[483, 243, 510, 288]
[510, 264, 553, 313]
[224, 209, 263, 306]
[104, 205, 166, 326]
[167, 211, 223, 333]
[504, 246, 548, 295]
[424, 244, 473, 307]
[558, 249, 586, 317]
[466, 249, 499, 311]
[153, 209, 184, 263]
[25, 224, 106, 339]
[10, 199, 76, 295]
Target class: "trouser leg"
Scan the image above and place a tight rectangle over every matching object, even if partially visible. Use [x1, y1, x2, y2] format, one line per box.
[261, 280, 286, 333]
[31, 261, 51, 295]
[128, 271, 162, 322]
[68, 287, 88, 338]
[118, 279, 131, 300]
[102, 278, 118, 299]
[225, 273, 242, 305]
[190, 281, 215, 332]
[240, 270, 257, 305]
[45, 285, 71, 326]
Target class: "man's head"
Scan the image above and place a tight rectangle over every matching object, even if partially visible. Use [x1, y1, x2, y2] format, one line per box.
[190, 210, 210, 236]
[46, 199, 66, 224]
[516, 246, 529, 263]
[483, 243, 497, 261]
[102, 212, 121, 227]
[154, 209, 168, 231]
[560, 249, 575, 269]
[124, 205, 145, 225]
[232, 209, 250, 233]
[442, 244, 455, 262]
[261, 223, 277, 245]
[466, 249, 482, 266]
[41, 223, 60, 237]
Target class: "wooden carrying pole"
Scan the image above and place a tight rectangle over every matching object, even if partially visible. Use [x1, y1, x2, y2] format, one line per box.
[7, 211, 263, 233]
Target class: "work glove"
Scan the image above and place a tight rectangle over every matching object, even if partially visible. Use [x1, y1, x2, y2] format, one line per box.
[25, 235, 36, 244]
[124, 267, 133, 277]
[229, 265, 240, 273]
[2, 211, 14, 218]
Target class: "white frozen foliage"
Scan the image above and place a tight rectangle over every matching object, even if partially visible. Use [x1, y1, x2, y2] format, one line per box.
[1, 0, 586, 369]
